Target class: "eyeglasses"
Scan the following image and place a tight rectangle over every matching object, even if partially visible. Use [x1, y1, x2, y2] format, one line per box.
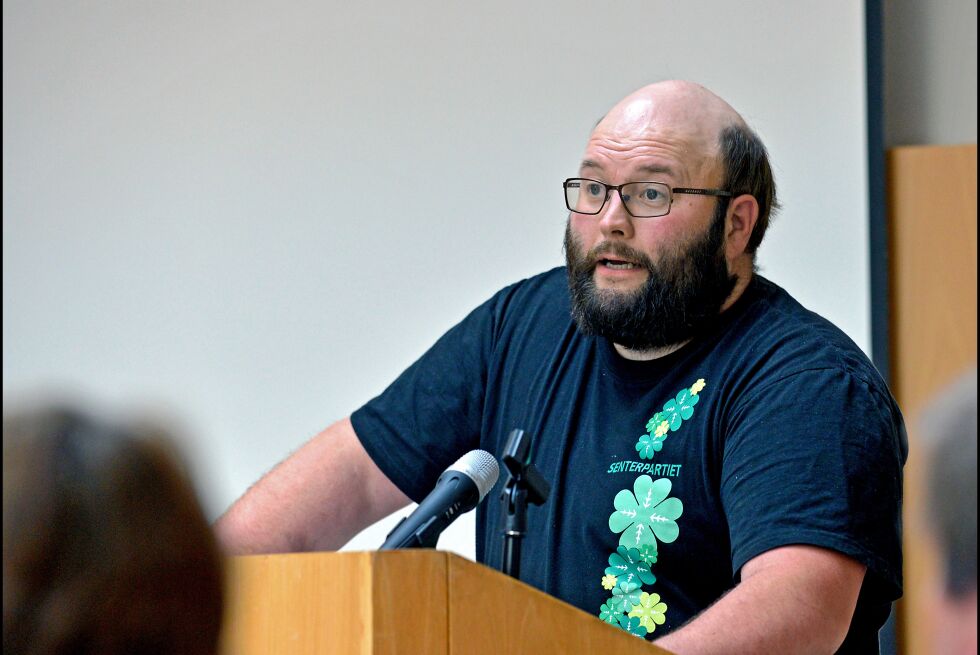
[563, 178, 732, 218]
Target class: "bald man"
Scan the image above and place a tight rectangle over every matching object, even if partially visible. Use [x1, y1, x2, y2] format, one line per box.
[217, 81, 906, 654]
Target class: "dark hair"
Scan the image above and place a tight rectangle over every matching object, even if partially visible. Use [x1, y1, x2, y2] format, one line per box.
[924, 369, 978, 597]
[718, 123, 780, 253]
[3, 407, 224, 655]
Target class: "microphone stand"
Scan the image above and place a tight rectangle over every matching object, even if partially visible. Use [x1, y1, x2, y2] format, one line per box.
[499, 429, 550, 580]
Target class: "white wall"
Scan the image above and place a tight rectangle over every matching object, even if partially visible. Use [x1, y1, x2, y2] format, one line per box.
[3, 1, 870, 557]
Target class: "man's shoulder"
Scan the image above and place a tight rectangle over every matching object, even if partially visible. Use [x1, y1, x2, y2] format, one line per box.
[733, 276, 889, 390]
[484, 266, 568, 315]
[744, 276, 863, 346]
[504, 266, 568, 294]
[450, 266, 571, 348]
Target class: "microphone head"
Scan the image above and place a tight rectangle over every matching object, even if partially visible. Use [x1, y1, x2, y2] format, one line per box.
[448, 449, 500, 501]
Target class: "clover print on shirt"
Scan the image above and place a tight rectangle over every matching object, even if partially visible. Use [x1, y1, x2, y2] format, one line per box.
[604, 546, 656, 588]
[635, 433, 664, 459]
[597, 378, 705, 639]
[608, 475, 684, 551]
[635, 379, 706, 459]
[628, 592, 668, 633]
[599, 600, 622, 624]
[610, 580, 643, 612]
[618, 614, 649, 638]
[661, 388, 700, 431]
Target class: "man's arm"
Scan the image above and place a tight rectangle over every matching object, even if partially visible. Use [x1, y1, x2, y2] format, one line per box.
[653, 545, 866, 655]
[214, 417, 411, 554]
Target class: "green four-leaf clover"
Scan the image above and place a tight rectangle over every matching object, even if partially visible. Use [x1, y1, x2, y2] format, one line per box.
[605, 546, 656, 586]
[608, 476, 683, 550]
[617, 614, 649, 637]
[610, 581, 642, 612]
[661, 389, 700, 431]
[634, 434, 664, 460]
[599, 601, 622, 624]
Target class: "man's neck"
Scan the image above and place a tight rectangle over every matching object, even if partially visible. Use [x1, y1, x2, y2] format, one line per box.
[614, 340, 689, 361]
[613, 267, 755, 362]
[719, 263, 754, 313]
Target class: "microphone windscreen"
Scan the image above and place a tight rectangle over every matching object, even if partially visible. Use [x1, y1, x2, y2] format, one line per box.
[448, 450, 499, 501]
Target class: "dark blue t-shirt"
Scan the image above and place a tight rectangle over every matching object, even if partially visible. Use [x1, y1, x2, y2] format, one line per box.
[352, 267, 906, 652]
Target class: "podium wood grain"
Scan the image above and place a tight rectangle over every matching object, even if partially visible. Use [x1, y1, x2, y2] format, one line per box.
[221, 551, 670, 654]
[446, 553, 668, 654]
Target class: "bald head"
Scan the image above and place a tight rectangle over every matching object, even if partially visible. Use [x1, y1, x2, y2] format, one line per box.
[583, 80, 777, 255]
[601, 81, 746, 132]
[594, 81, 747, 180]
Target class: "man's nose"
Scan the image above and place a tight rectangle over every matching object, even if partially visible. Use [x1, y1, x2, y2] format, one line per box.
[598, 190, 634, 239]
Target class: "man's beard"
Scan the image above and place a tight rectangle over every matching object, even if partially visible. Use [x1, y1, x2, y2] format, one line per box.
[564, 208, 738, 351]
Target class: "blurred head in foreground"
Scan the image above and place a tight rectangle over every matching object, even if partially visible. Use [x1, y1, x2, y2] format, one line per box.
[922, 368, 977, 655]
[3, 405, 224, 655]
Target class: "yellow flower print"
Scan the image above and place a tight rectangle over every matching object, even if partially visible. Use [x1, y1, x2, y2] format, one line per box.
[654, 421, 670, 438]
[628, 592, 668, 632]
[601, 574, 618, 590]
[690, 378, 706, 395]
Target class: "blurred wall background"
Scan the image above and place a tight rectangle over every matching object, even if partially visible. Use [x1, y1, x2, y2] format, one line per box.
[883, 0, 977, 147]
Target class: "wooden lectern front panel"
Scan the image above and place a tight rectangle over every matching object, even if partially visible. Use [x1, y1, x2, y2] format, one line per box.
[220, 551, 669, 654]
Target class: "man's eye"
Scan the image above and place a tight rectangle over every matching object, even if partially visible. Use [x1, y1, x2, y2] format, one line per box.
[586, 183, 604, 197]
[643, 188, 663, 201]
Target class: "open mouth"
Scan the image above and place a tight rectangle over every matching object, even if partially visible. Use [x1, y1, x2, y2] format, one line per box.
[600, 258, 639, 270]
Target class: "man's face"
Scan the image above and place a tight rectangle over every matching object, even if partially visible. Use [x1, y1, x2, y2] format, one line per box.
[564, 103, 737, 350]
[564, 202, 736, 350]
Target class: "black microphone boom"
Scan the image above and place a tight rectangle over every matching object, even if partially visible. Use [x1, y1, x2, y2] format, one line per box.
[380, 450, 499, 550]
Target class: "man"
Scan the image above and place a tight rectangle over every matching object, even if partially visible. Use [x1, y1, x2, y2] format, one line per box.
[217, 81, 906, 653]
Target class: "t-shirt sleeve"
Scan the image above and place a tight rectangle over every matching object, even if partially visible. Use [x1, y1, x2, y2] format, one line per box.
[721, 366, 907, 599]
[350, 291, 504, 503]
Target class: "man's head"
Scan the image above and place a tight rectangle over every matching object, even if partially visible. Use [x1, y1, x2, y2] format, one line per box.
[564, 81, 778, 351]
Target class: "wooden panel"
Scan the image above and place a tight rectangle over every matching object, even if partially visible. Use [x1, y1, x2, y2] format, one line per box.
[221, 550, 667, 654]
[889, 145, 977, 416]
[371, 550, 448, 655]
[888, 144, 977, 655]
[446, 554, 672, 655]
[221, 552, 372, 655]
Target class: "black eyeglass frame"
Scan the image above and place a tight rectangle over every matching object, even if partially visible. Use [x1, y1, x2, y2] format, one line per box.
[563, 177, 733, 218]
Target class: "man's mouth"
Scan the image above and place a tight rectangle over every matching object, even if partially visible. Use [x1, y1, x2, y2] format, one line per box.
[599, 258, 639, 270]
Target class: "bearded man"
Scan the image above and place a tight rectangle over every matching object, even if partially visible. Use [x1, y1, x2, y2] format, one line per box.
[217, 81, 906, 654]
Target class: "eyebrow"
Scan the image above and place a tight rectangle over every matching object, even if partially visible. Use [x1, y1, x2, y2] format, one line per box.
[579, 160, 677, 179]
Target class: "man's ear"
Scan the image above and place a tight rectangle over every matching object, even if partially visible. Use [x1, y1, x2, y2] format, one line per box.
[725, 193, 760, 260]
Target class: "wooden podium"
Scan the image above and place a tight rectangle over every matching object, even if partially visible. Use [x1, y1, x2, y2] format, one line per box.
[221, 550, 671, 654]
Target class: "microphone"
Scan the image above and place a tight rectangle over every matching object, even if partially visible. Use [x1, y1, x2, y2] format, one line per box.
[380, 449, 499, 550]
